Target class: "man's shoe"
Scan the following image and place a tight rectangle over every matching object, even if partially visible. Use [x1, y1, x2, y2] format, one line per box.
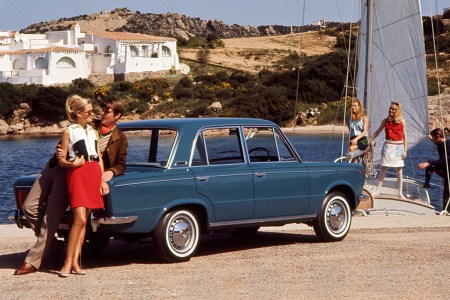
[50, 239, 65, 269]
[14, 262, 37, 275]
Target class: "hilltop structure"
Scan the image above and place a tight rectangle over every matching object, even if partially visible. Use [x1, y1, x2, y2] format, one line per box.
[0, 24, 181, 85]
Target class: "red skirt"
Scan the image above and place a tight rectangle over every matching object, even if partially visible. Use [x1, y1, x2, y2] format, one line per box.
[67, 161, 104, 209]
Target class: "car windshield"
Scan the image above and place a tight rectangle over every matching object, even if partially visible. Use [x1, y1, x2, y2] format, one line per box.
[124, 128, 177, 168]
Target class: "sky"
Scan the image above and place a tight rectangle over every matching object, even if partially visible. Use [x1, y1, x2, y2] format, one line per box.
[1, 0, 450, 31]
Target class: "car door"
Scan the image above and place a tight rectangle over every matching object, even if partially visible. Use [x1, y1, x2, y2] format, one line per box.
[191, 127, 254, 222]
[244, 127, 310, 218]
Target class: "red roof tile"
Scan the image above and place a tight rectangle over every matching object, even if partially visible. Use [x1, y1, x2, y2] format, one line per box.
[90, 31, 176, 43]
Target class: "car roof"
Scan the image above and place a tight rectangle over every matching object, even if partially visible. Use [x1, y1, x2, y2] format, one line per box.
[118, 118, 277, 131]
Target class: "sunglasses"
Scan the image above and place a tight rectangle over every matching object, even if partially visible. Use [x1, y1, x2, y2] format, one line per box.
[391, 101, 399, 106]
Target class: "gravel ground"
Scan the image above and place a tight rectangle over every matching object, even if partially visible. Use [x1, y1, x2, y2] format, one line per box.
[1, 216, 450, 299]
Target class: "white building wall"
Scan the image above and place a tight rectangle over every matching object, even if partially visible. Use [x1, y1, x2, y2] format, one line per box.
[0, 26, 181, 85]
[47, 52, 90, 84]
[46, 31, 70, 45]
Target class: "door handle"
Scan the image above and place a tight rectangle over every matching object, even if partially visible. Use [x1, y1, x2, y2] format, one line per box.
[196, 176, 210, 181]
[255, 172, 266, 177]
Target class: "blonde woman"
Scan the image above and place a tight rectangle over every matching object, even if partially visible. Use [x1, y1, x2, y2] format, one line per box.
[347, 98, 369, 154]
[57, 95, 104, 277]
[368, 101, 408, 198]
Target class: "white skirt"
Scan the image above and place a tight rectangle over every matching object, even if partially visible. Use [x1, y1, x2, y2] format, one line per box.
[381, 141, 404, 167]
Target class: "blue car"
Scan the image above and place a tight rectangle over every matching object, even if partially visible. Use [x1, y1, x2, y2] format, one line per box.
[12, 118, 366, 262]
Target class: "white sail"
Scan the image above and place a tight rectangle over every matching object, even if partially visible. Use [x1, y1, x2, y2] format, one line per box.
[356, 0, 429, 163]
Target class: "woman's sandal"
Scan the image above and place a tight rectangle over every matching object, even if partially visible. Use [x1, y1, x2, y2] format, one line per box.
[71, 266, 86, 275]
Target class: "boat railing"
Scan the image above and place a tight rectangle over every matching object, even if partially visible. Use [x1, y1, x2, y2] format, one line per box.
[373, 171, 434, 206]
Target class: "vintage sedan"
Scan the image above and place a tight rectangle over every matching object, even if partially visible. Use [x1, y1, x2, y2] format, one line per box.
[12, 118, 366, 262]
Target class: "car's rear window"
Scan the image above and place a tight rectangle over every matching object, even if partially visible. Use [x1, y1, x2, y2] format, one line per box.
[124, 129, 177, 167]
[192, 127, 244, 165]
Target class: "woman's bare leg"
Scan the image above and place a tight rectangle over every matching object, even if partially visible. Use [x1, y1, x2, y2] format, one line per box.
[60, 207, 87, 275]
[396, 167, 406, 199]
[373, 166, 387, 196]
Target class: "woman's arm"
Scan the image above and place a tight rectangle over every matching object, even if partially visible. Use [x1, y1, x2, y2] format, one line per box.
[58, 128, 84, 168]
[368, 119, 386, 144]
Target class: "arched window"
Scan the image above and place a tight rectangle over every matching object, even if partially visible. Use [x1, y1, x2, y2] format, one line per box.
[162, 46, 171, 57]
[13, 58, 26, 70]
[35, 57, 48, 69]
[129, 46, 139, 57]
[56, 57, 76, 68]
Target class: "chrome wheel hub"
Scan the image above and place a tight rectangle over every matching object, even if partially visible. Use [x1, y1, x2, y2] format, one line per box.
[169, 217, 193, 252]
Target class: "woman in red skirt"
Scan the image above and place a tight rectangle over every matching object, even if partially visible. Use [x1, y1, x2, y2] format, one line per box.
[369, 101, 408, 198]
[57, 95, 104, 277]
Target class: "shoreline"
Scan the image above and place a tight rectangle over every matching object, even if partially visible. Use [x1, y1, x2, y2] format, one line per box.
[0, 124, 349, 138]
[281, 125, 348, 135]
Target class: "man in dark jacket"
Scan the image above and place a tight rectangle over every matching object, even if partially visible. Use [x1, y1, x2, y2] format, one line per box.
[418, 128, 450, 212]
[14, 98, 128, 275]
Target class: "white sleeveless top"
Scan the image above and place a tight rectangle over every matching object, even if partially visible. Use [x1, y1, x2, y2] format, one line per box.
[68, 124, 99, 162]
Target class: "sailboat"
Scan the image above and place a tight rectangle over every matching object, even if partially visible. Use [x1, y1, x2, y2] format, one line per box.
[352, 0, 437, 215]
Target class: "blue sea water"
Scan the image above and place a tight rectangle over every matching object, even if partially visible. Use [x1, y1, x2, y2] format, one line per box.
[0, 133, 444, 224]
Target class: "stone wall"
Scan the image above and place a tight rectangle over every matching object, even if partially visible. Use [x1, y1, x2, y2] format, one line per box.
[88, 73, 115, 86]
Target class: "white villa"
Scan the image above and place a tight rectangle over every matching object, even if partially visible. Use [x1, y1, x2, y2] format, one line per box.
[0, 24, 181, 85]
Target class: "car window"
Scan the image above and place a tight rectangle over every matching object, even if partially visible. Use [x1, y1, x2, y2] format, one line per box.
[192, 127, 244, 165]
[274, 129, 296, 161]
[124, 129, 177, 167]
[244, 127, 296, 162]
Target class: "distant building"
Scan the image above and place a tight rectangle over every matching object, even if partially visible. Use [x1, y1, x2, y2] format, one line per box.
[0, 23, 180, 85]
[312, 18, 326, 29]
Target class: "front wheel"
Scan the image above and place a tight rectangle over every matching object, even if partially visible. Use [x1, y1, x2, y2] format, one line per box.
[153, 209, 200, 262]
[313, 191, 352, 242]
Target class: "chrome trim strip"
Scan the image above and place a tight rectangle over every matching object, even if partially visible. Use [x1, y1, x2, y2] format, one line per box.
[358, 194, 369, 200]
[201, 173, 253, 178]
[209, 214, 317, 229]
[115, 177, 192, 187]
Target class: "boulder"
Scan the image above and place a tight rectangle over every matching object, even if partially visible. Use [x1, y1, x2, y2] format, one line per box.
[0, 119, 9, 135]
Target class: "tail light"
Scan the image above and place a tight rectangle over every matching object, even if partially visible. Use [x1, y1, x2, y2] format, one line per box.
[16, 189, 29, 209]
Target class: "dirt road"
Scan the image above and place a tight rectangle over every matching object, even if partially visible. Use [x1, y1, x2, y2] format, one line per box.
[1, 217, 449, 299]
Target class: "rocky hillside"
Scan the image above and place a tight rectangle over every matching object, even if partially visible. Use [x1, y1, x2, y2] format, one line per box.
[21, 7, 336, 41]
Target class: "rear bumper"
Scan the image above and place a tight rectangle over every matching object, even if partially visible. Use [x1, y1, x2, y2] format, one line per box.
[91, 216, 138, 231]
[8, 210, 31, 229]
[9, 209, 138, 232]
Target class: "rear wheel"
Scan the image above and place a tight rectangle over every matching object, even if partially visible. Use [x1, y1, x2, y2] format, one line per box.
[153, 209, 200, 262]
[313, 191, 352, 242]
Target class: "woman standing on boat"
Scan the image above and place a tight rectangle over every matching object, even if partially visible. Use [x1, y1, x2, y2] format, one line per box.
[347, 98, 369, 160]
[368, 101, 408, 198]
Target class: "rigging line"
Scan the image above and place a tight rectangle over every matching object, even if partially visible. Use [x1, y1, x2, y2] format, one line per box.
[323, 0, 358, 160]
[429, 0, 450, 209]
[293, 0, 307, 134]
[338, 0, 357, 159]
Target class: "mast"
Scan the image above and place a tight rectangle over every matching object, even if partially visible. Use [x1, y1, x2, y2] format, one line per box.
[363, 0, 373, 124]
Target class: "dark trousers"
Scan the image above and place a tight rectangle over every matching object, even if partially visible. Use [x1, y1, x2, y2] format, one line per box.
[424, 165, 450, 211]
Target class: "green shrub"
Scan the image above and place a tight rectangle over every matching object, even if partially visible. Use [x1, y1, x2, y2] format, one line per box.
[111, 81, 134, 92]
[29, 86, 69, 122]
[69, 78, 94, 97]
[173, 86, 193, 99]
[0, 83, 21, 119]
[126, 99, 148, 114]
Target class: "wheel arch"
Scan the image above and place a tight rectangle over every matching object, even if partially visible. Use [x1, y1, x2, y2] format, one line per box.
[163, 202, 209, 233]
[328, 184, 357, 210]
